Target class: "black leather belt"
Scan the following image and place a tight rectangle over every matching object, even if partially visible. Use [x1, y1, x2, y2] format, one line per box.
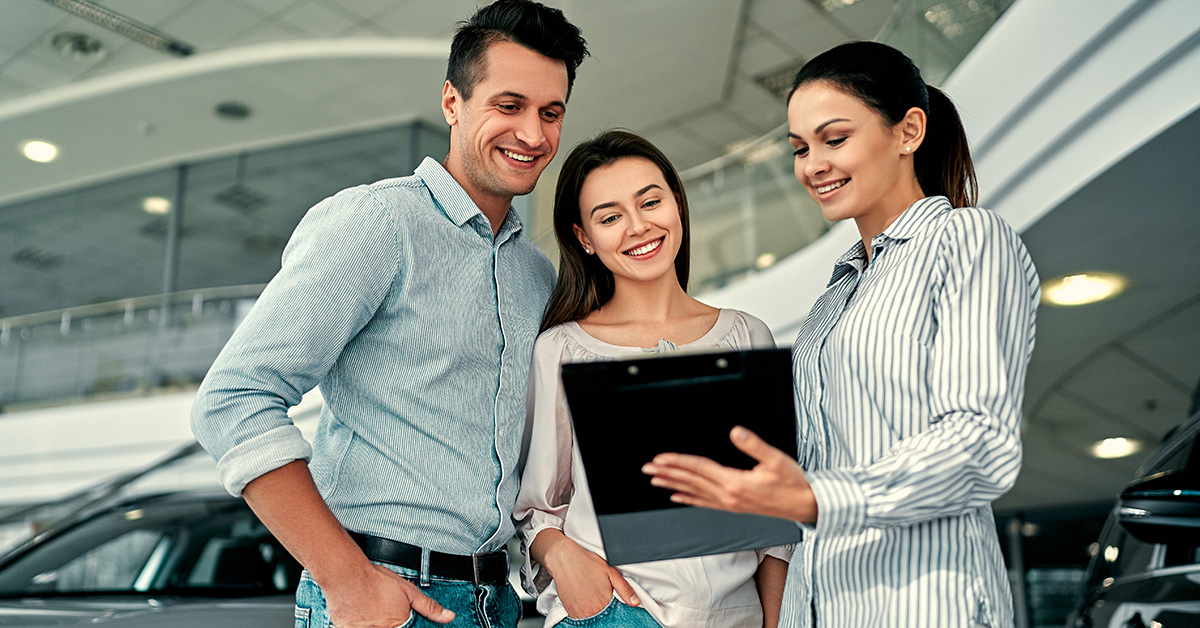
[349, 531, 509, 585]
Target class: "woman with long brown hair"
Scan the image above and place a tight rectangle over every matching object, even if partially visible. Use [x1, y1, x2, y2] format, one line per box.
[515, 129, 790, 628]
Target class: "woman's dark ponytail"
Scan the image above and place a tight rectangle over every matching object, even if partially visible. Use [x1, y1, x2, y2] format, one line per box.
[790, 41, 978, 208]
[920, 85, 977, 208]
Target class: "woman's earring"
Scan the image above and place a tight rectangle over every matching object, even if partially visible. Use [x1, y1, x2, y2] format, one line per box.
[905, 146, 911, 153]
[584, 246, 592, 255]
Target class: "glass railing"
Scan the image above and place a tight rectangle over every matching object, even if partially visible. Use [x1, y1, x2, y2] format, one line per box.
[0, 285, 263, 411]
[682, 123, 832, 294]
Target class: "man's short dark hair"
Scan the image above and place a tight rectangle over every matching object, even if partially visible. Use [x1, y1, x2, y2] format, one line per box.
[447, 0, 589, 101]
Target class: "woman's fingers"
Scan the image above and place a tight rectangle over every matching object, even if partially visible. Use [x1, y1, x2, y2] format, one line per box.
[643, 427, 818, 520]
[730, 426, 787, 464]
[644, 455, 725, 494]
[643, 454, 748, 511]
[607, 569, 641, 607]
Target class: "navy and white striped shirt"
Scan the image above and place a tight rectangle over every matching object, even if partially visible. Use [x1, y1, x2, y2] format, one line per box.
[782, 196, 1039, 627]
[191, 157, 555, 555]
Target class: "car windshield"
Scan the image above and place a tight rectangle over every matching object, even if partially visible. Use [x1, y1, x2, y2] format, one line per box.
[0, 495, 299, 597]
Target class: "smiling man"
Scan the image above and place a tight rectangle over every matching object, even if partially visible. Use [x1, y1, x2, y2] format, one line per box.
[190, 2, 588, 627]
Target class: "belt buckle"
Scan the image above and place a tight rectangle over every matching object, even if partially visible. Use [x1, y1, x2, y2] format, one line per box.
[471, 551, 507, 585]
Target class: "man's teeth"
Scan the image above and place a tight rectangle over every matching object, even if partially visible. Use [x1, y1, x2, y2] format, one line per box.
[503, 150, 535, 162]
[817, 180, 847, 194]
[624, 239, 662, 256]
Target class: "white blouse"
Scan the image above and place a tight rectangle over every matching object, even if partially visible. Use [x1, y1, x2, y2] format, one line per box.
[515, 308, 790, 628]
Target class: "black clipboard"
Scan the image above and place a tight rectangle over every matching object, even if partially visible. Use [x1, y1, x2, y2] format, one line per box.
[561, 347, 802, 565]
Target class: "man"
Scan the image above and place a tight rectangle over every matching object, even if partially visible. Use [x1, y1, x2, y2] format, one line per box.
[190, 2, 588, 627]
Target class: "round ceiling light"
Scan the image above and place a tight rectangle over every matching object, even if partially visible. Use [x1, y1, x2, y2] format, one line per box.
[1089, 437, 1142, 459]
[51, 32, 106, 61]
[21, 140, 59, 163]
[143, 196, 172, 214]
[1042, 272, 1126, 306]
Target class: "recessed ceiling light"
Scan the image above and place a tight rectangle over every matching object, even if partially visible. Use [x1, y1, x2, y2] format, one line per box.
[215, 101, 252, 120]
[756, 252, 777, 270]
[143, 196, 171, 214]
[21, 140, 59, 163]
[1089, 437, 1142, 459]
[44, 0, 193, 56]
[51, 31, 106, 61]
[1042, 272, 1126, 306]
[812, 0, 861, 12]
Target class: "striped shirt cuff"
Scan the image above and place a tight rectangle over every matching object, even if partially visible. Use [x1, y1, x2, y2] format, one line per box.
[216, 425, 313, 497]
[807, 467, 867, 537]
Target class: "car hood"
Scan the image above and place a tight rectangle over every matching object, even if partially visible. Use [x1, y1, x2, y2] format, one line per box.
[0, 595, 294, 627]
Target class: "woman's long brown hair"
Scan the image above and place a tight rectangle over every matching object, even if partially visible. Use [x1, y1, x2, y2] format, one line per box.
[539, 130, 691, 333]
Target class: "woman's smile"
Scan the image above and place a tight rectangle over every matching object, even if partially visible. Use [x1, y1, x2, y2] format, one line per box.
[815, 179, 849, 195]
[574, 157, 683, 286]
[623, 237, 664, 258]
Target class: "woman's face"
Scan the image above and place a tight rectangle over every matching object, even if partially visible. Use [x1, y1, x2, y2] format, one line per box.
[573, 156, 683, 287]
[787, 81, 917, 228]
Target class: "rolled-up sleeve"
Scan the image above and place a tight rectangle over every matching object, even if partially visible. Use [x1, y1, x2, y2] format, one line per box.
[190, 187, 398, 496]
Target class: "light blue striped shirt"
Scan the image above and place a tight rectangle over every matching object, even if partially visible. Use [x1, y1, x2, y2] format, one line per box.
[191, 157, 555, 555]
[782, 196, 1039, 627]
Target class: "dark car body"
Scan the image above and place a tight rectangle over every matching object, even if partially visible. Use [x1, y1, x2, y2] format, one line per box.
[1067, 411, 1200, 627]
[0, 491, 301, 627]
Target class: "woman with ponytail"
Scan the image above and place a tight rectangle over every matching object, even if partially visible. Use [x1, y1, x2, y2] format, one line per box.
[644, 41, 1041, 627]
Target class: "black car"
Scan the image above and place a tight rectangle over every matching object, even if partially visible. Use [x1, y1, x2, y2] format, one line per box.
[0, 440, 543, 628]
[0, 490, 301, 627]
[1068, 411, 1200, 627]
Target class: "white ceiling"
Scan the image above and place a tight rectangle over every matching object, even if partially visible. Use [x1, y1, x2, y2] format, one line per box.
[1005, 104, 1200, 511]
[0, 0, 918, 206]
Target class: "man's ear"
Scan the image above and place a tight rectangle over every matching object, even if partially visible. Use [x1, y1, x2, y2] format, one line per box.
[442, 80, 460, 126]
[898, 106, 927, 154]
[572, 224, 592, 253]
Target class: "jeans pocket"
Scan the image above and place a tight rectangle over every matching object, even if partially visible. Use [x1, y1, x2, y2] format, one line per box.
[394, 610, 418, 628]
[294, 570, 328, 628]
[557, 596, 619, 626]
[294, 605, 311, 628]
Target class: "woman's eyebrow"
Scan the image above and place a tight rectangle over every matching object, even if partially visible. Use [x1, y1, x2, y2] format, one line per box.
[589, 184, 664, 216]
[815, 118, 850, 134]
[589, 201, 617, 216]
[788, 118, 851, 140]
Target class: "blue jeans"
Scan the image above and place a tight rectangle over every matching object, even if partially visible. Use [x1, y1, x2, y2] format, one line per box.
[294, 563, 521, 628]
[552, 598, 660, 627]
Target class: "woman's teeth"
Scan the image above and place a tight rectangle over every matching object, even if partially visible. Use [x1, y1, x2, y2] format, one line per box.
[817, 180, 847, 194]
[624, 238, 662, 256]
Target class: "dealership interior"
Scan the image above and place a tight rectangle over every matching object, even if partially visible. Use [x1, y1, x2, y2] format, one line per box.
[1, 1, 1199, 627]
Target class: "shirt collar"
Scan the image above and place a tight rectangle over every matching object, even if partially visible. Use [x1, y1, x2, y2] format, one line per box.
[828, 240, 868, 287]
[877, 195, 951, 243]
[414, 157, 524, 241]
[826, 196, 951, 287]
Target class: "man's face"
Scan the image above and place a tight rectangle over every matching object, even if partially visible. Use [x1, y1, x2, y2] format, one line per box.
[442, 40, 569, 212]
